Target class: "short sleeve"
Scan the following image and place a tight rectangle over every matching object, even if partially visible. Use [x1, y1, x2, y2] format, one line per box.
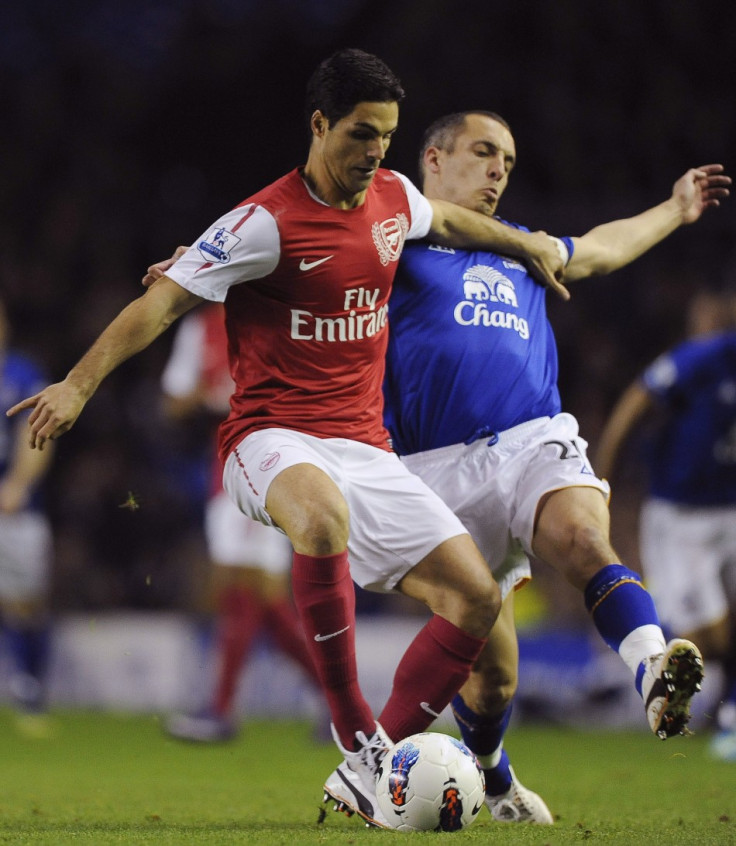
[166, 204, 281, 302]
[391, 171, 434, 240]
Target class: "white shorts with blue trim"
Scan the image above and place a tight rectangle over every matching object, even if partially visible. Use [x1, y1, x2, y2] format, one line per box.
[401, 413, 610, 599]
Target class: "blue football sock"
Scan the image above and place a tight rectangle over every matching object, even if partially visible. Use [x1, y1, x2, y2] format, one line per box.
[584, 564, 660, 653]
[452, 694, 513, 795]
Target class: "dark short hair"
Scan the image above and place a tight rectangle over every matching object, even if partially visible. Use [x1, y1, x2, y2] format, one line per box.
[418, 110, 512, 184]
[305, 48, 405, 128]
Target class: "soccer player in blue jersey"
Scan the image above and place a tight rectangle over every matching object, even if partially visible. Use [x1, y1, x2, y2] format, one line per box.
[0, 298, 54, 735]
[597, 289, 736, 763]
[382, 110, 730, 822]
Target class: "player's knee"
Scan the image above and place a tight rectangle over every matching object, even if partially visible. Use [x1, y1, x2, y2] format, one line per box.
[547, 521, 614, 586]
[285, 496, 350, 555]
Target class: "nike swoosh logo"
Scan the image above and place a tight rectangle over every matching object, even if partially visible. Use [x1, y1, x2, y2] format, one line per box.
[299, 255, 334, 271]
[314, 625, 350, 642]
[420, 702, 441, 718]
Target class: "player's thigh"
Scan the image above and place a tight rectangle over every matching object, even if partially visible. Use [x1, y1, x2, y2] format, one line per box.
[397, 533, 500, 636]
[223, 429, 350, 554]
[0, 512, 51, 607]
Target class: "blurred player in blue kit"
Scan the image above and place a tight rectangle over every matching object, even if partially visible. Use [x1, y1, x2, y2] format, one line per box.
[597, 289, 736, 763]
[383, 111, 729, 822]
[0, 298, 54, 733]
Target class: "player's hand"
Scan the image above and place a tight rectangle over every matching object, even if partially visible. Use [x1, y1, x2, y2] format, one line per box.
[524, 231, 570, 301]
[673, 164, 731, 224]
[142, 245, 189, 288]
[6, 380, 87, 450]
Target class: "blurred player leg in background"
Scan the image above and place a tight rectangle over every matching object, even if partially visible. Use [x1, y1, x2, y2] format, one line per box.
[161, 303, 328, 742]
[0, 297, 55, 736]
[165, 490, 328, 742]
[640, 500, 736, 761]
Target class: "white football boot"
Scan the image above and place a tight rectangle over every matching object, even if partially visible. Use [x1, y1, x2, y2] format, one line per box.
[485, 766, 554, 824]
[322, 722, 391, 828]
[641, 639, 704, 739]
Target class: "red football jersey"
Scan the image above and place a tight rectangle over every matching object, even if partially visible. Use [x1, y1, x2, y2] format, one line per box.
[167, 168, 432, 462]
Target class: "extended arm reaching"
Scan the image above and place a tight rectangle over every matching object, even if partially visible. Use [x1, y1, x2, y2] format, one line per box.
[566, 165, 730, 282]
[6, 277, 203, 449]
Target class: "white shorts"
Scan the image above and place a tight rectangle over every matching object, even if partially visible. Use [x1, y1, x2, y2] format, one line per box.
[640, 498, 736, 633]
[401, 413, 610, 599]
[222, 428, 468, 593]
[205, 490, 293, 573]
[0, 511, 52, 602]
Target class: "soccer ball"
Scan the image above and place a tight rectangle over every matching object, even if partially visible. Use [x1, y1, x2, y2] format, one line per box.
[375, 732, 485, 831]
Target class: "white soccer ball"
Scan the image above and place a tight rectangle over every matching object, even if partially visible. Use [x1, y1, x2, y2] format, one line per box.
[375, 732, 485, 832]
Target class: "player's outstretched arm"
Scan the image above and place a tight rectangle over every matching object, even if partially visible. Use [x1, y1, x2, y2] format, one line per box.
[427, 199, 570, 300]
[6, 277, 203, 450]
[566, 164, 731, 282]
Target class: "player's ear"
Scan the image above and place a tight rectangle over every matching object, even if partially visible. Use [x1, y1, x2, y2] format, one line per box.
[310, 110, 328, 137]
[424, 146, 441, 174]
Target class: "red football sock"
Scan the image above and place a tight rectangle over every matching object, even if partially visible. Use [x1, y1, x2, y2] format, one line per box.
[263, 596, 321, 687]
[378, 615, 487, 742]
[291, 550, 374, 747]
[213, 586, 267, 716]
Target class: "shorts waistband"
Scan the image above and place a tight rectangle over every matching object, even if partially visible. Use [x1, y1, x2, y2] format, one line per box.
[401, 417, 551, 466]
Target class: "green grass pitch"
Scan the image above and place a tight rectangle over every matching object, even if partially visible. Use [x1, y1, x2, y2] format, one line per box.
[0, 709, 733, 845]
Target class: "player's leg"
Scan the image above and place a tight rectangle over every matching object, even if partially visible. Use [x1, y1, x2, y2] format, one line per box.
[452, 592, 553, 823]
[640, 502, 735, 757]
[320, 444, 498, 826]
[377, 532, 499, 742]
[265, 461, 377, 749]
[533, 486, 703, 738]
[2, 599, 50, 712]
[0, 511, 52, 733]
[165, 562, 267, 742]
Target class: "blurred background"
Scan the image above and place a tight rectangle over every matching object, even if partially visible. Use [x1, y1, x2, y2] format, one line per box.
[1, 0, 735, 720]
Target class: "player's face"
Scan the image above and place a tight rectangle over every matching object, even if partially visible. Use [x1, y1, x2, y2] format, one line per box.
[431, 114, 515, 216]
[314, 101, 399, 206]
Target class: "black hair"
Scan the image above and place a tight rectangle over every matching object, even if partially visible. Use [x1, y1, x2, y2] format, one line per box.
[305, 48, 405, 128]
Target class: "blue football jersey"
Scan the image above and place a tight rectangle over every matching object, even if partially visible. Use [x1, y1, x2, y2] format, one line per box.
[384, 225, 574, 455]
[0, 351, 47, 508]
[641, 330, 736, 506]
